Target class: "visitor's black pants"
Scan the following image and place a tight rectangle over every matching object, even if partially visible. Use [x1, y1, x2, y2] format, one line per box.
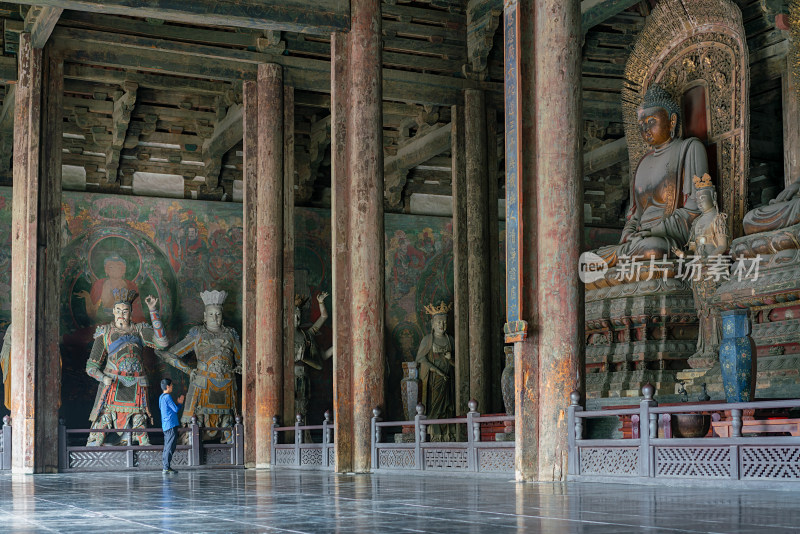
[163, 426, 178, 470]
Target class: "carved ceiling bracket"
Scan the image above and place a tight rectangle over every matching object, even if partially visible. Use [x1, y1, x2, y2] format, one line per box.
[465, 0, 501, 81]
[295, 114, 331, 202]
[105, 81, 138, 185]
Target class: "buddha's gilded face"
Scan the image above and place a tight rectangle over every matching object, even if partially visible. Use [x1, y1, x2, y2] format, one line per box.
[113, 303, 132, 329]
[204, 305, 223, 332]
[637, 106, 676, 148]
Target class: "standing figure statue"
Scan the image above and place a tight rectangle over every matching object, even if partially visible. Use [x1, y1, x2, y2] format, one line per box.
[593, 84, 709, 267]
[678, 175, 730, 367]
[86, 289, 169, 446]
[0, 323, 10, 410]
[293, 292, 332, 422]
[157, 290, 241, 443]
[416, 301, 457, 442]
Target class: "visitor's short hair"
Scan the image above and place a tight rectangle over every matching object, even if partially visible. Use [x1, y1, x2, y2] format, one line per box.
[161, 378, 172, 391]
[640, 83, 681, 132]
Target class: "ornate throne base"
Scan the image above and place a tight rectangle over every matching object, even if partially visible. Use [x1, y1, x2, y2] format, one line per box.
[585, 268, 698, 399]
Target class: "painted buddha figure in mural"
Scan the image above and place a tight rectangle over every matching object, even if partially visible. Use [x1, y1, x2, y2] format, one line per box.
[86, 289, 168, 446]
[594, 84, 709, 267]
[294, 292, 332, 422]
[415, 301, 457, 442]
[742, 180, 800, 235]
[158, 290, 242, 443]
[76, 253, 144, 324]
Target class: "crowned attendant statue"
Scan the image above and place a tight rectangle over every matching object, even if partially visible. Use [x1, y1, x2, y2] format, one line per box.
[157, 290, 241, 443]
[0, 324, 10, 410]
[593, 84, 709, 267]
[293, 292, 332, 422]
[677, 174, 730, 367]
[86, 289, 169, 446]
[416, 301, 457, 442]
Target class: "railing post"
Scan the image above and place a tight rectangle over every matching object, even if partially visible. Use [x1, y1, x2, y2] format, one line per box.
[191, 416, 201, 466]
[234, 416, 244, 466]
[4, 416, 13, 471]
[467, 399, 478, 472]
[731, 408, 743, 438]
[271, 415, 279, 468]
[323, 410, 332, 468]
[57, 417, 66, 472]
[295, 414, 302, 466]
[639, 384, 656, 478]
[415, 403, 425, 471]
[568, 391, 583, 476]
[125, 426, 134, 468]
[371, 408, 381, 471]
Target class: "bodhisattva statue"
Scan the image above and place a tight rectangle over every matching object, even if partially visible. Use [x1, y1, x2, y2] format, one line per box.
[742, 180, 800, 235]
[158, 290, 241, 443]
[0, 324, 10, 410]
[594, 84, 709, 267]
[677, 175, 730, 366]
[416, 301, 457, 442]
[86, 289, 168, 446]
[294, 292, 332, 421]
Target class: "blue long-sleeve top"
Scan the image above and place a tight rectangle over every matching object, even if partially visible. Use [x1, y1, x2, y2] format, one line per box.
[159, 393, 182, 431]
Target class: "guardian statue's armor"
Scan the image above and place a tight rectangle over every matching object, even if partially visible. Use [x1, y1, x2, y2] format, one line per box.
[86, 289, 168, 446]
[158, 290, 241, 443]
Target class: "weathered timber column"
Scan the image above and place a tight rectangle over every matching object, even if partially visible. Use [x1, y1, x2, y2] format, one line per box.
[504, 0, 539, 481]
[10, 35, 63, 473]
[783, 50, 800, 185]
[465, 89, 491, 413]
[331, 32, 354, 473]
[534, 0, 583, 482]
[255, 63, 284, 468]
[242, 80, 258, 467]
[348, 0, 385, 474]
[282, 86, 296, 432]
[451, 102, 470, 417]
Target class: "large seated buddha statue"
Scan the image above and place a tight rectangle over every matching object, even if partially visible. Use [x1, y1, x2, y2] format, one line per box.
[742, 181, 800, 236]
[594, 84, 709, 267]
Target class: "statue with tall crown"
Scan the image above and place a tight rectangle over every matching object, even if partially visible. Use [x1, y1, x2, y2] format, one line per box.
[86, 288, 169, 446]
[293, 291, 332, 423]
[415, 301, 457, 442]
[158, 289, 241, 443]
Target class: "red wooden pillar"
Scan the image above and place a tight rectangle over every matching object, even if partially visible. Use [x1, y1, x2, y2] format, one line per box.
[255, 63, 284, 468]
[10, 34, 63, 474]
[331, 0, 384, 473]
[534, 0, 583, 482]
[242, 80, 258, 467]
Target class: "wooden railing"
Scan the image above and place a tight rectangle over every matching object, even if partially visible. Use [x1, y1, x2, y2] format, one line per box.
[568, 385, 800, 483]
[270, 411, 335, 469]
[0, 416, 10, 470]
[370, 401, 514, 475]
[59, 416, 245, 472]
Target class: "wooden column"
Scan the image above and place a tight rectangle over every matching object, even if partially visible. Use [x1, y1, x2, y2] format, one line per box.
[282, 85, 296, 430]
[534, 0, 583, 482]
[331, 31, 354, 473]
[255, 63, 284, 468]
[451, 102, 470, 417]
[10, 34, 62, 474]
[465, 89, 491, 413]
[783, 50, 800, 185]
[504, 0, 539, 481]
[348, 0, 384, 474]
[242, 79, 258, 467]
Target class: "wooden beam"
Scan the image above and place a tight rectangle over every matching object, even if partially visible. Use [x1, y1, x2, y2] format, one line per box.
[581, 0, 641, 31]
[2, 0, 349, 36]
[583, 137, 627, 174]
[63, 64, 231, 95]
[384, 121, 452, 206]
[24, 5, 62, 48]
[0, 56, 16, 83]
[202, 102, 243, 191]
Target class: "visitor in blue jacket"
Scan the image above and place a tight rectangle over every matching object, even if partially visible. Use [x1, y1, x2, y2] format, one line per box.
[160, 378, 184, 474]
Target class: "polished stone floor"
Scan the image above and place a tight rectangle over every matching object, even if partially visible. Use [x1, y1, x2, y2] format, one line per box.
[1, 469, 799, 533]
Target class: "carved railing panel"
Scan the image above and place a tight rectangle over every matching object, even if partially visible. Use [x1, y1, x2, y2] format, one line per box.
[580, 447, 639, 476]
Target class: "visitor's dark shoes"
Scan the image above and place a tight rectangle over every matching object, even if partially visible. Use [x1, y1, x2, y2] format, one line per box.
[162, 468, 178, 475]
